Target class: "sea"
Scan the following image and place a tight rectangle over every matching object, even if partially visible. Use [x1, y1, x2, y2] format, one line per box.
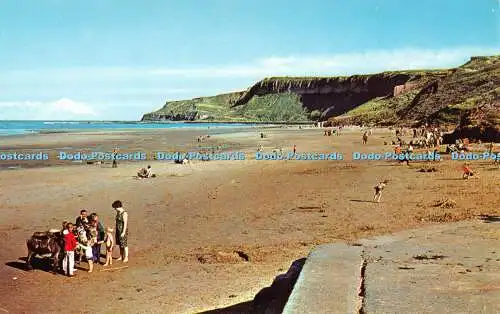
[0, 120, 256, 136]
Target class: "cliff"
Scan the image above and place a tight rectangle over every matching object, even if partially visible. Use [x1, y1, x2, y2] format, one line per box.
[231, 71, 447, 120]
[141, 71, 446, 122]
[330, 56, 499, 131]
[141, 91, 244, 121]
[443, 100, 500, 143]
[141, 55, 499, 140]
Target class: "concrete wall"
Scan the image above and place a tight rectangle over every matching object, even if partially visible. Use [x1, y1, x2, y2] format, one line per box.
[393, 82, 418, 97]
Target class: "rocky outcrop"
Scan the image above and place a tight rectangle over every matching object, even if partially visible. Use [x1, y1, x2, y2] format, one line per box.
[400, 56, 499, 125]
[141, 111, 199, 121]
[327, 55, 499, 140]
[443, 101, 500, 143]
[141, 92, 243, 122]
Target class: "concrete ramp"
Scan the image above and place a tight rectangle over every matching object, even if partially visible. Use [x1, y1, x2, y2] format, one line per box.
[283, 243, 363, 314]
[283, 219, 500, 314]
[361, 221, 500, 314]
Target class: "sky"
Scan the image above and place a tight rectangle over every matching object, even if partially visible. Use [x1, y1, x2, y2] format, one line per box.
[0, 0, 498, 120]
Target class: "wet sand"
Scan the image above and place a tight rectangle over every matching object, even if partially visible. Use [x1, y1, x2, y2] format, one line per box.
[0, 127, 498, 313]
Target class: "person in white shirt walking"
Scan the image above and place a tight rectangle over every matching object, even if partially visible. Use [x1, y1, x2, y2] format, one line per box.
[373, 180, 389, 203]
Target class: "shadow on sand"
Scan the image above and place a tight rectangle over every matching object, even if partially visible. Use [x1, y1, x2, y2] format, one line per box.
[350, 199, 374, 203]
[197, 258, 307, 314]
[5, 256, 54, 272]
[485, 167, 500, 171]
[6, 255, 95, 274]
[477, 215, 500, 223]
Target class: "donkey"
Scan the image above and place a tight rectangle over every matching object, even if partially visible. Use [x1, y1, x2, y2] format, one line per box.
[26, 230, 64, 273]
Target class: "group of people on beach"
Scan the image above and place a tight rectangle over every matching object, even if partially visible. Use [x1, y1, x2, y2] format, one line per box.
[61, 200, 129, 277]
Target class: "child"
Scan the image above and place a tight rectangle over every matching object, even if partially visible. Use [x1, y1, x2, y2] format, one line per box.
[373, 180, 389, 203]
[145, 165, 153, 178]
[76, 224, 94, 272]
[62, 223, 78, 277]
[462, 163, 476, 179]
[88, 219, 100, 264]
[103, 227, 115, 266]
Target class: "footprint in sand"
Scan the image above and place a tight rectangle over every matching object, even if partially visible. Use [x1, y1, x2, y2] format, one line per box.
[208, 185, 222, 199]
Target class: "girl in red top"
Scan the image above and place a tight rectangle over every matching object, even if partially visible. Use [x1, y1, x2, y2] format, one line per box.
[462, 163, 475, 179]
[62, 223, 78, 277]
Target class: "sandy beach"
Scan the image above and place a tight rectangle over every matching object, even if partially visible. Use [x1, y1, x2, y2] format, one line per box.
[0, 127, 498, 313]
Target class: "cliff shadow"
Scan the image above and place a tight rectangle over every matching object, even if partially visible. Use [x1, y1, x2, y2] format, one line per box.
[198, 257, 307, 314]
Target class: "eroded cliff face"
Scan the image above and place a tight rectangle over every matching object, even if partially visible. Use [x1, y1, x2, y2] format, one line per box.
[141, 73, 433, 122]
[443, 101, 500, 143]
[233, 73, 423, 120]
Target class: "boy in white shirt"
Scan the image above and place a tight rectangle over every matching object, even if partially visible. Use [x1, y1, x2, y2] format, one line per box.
[373, 180, 389, 203]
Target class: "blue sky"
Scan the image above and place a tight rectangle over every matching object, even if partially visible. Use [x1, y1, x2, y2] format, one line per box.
[0, 0, 498, 120]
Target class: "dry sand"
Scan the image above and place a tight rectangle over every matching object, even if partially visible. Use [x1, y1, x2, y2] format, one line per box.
[0, 127, 498, 313]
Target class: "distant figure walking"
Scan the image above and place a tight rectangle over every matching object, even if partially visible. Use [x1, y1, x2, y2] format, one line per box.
[293, 145, 297, 154]
[112, 148, 118, 168]
[373, 180, 388, 203]
[362, 132, 368, 144]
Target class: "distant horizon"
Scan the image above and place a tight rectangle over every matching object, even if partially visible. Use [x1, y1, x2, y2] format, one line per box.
[0, 119, 142, 122]
[1, 0, 498, 120]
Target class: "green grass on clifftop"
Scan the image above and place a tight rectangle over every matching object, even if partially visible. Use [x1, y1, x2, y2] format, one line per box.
[145, 91, 312, 122]
[234, 93, 309, 122]
[334, 89, 422, 126]
[144, 92, 242, 120]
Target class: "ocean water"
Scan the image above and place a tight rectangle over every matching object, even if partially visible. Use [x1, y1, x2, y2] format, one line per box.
[0, 120, 256, 136]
